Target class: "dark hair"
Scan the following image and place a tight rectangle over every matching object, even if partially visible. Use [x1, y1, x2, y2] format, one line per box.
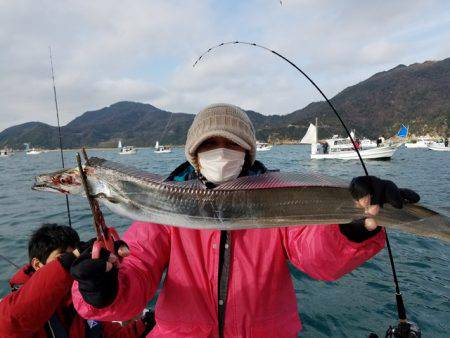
[28, 223, 79, 263]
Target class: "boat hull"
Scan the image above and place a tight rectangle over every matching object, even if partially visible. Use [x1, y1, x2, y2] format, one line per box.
[311, 145, 398, 160]
[119, 149, 137, 155]
[405, 142, 431, 148]
[428, 145, 450, 152]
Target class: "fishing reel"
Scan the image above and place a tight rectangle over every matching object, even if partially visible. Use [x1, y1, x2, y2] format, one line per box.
[369, 320, 421, 338]
[385, 320, 421, 338]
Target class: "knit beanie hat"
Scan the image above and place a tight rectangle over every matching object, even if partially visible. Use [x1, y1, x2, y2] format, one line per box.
[185, 103, 256, 169]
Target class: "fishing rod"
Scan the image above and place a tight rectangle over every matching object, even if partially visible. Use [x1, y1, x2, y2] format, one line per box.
[0, 253, 20, 269]
[193, 41, 420, 337]
[49, 47, 72, 227]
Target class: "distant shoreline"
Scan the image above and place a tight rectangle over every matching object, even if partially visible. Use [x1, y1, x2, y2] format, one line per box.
[11, 142, 309, 152]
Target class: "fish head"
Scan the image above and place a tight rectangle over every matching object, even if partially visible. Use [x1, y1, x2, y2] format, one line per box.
[32, 167, 85, 195]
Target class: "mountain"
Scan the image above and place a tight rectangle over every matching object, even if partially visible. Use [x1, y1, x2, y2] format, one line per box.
[1, 58, 449, 149]
[0, 102, 196, 149]
[285, 58, 450, 138]
[64, 101, 195, 147]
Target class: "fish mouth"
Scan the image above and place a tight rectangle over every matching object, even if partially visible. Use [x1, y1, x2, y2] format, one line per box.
[31, 183, 66, 193]
[32, 177, 70, 194]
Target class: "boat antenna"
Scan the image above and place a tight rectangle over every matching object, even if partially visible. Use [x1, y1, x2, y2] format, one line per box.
[0, 252, 20, 269]
[193, 41, 419, 337]
[49, 46, 72, 227]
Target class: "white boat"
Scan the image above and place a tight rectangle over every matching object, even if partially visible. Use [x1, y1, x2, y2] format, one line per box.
[26, 149, 43, 155]
[405, 137, 434, 148]
[154, 141, 172, 154]
[428, 141, 450, 152]
[311, 141, 399, 160]
[301, 120, 399, 160]
[118, 140, 137, 155]
[256, 142, 272, 152]
[0, 147, 14, 157]
[24, 143, 42, 155]
[119, 146, 137, 155]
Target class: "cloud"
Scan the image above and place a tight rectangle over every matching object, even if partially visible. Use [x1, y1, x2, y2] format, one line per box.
[0, 0, 449, 131]
[358, 40, 406, 65]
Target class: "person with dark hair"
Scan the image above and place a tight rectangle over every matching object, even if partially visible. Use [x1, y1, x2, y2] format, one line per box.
[27, 223, 80, 271]
[0, 223, 154, 337]
[322, 141, 329, 154]
[376, 137, 382, 147]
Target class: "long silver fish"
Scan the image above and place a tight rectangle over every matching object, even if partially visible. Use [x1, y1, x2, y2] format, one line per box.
[32, 157, 450, 242]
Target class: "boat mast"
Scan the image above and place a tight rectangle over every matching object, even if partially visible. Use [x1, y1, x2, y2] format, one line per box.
[311, 117, 318, 155]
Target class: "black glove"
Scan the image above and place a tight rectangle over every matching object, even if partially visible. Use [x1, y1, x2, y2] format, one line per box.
[349, 175, 420, 208]
[340, 176, 420, 242]
[339, 218, 382, 243]
[58, 240, 95, 271]
[70, 239, 128, 308]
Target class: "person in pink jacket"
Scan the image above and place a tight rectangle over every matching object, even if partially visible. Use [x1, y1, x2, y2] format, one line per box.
[71, 104, 419, 338]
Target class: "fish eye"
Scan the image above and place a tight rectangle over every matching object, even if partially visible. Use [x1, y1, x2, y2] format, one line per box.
[53, 174, 72, 185]
[62, 175, 71, 184]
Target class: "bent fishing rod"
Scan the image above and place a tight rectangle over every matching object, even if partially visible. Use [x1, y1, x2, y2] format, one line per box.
[49, 47, 72, 227]
[193, 41, 420, 337]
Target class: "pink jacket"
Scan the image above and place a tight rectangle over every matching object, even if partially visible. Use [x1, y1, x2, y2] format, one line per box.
[72, 222, 385, 337]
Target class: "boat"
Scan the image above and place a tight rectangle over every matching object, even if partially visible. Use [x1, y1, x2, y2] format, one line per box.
[24, 143, 42, 155]
[119, 146, 137, 155]
[428, 141, 450, 152]
[301, 120, 400, 160]
[405, 136, 434, 148]
[0, 147, 14, 157]
[27, 149, 43, 155]
[154, 141, 172, 154]
[256, 142, 272, 152]
[360, 138, 378, 149]
[154, 110, 174, 154]
[118, 140, 137, 155]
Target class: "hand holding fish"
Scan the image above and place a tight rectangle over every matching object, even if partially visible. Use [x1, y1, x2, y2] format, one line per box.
[71, 239, 130, 308]
[350, 176, 421, 230]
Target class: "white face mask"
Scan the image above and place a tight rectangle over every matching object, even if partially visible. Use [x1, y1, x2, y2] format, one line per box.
[198, 148, 245, 184]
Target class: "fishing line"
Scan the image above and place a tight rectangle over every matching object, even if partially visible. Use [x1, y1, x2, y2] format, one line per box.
[193, 41, 369, 175]
[0, 253, 20, 269]
[159, 111, 173, 145]
[193, 41, 410, 330]
[49, 47, 72, 227]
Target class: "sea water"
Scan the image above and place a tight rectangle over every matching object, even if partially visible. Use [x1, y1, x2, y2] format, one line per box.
[0, 146, 449, 337]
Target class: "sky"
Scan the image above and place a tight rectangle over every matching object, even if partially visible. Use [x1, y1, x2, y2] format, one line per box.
[0, 0, 449, 131]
